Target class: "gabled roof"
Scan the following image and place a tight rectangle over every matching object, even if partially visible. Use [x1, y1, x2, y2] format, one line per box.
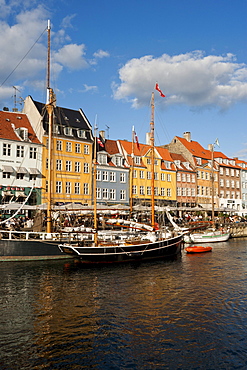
[169, 152, 195, 172]
[175, 136, 212, 160]
[29, 96, 93, 142]
[0, 111, 41, 144]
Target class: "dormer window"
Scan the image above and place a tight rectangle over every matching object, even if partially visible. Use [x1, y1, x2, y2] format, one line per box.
[196, 157, 202, 165]
[98, 153, 107, 164]
[77, 129, 86, 138]
[114, 156, 122, 166]
[53, 124, 60, 134]
[64, 126, 73, 136]
[134, 157, 141, 165]
[16, 127, 28, 141]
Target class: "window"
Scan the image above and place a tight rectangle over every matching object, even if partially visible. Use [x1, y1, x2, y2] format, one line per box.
[66, 161, 72, 172]
[133, 170, 137, 178]
[56, 159, 62, 171]
[98, 154, 107, 164]
[161, 173, 166, 181]
[102, 171, 108, 181]
[75, 182, 80, 194]
[75, 162, 81, 172]
[231, 180, 235, 188]
[84, 145, 89, 154]
[120, 173, 126, 183]
[191, 175, 195, 183]
[231, 169, 235, 176]
[132, 185, 137, 195]
[56, 181, 62, 193]
[120, 190, 126, 200]
[84, 183, 89, 195]
[16, 145, 24, 157]
[226, 180, 230, 188]
[140, 186, 145, 195]
[147, 158, 151, 165]
[161, 187, 165, 196]
[30, 147, 37, 159]
[56, 140, 62, 151]
[139, 170, 144, 179]
[167, 188, 171, 197]
[197, 171, 200, 179]
[226, 168, 229, 176]
[3, 143, 11, 156]
[177, 187, 181, 196]
[114, 156, 121, 166]
[147, 186, 151, 195]
[109, 172, 116, 182]
[220, 179, 224, 187]
[187, 174, 190, 182]
[109, 189, 116, 200]
[191, 188, 195, 196]
[96, 170, 101, 181]
[75, 143, 81, 153]
[65, 182, 71, 194]
[102, 188, 109, 199]
[187, 187, 191, 196]
[46, 158, 49, 169]
[147, 171, 151, 180]
[135, 157, 141, 165]
[96, 188, 101, 199]
[30, 174, 37, 181]
[84, 163, 89, 173]
[182, 174, 186, 182]
[17, 173, 24, 180]
[78, 129, 86, 138]
[154, 172, 158, 180]
[45, 181, 48, 192]
[66, 142, 72, 152]
[64, 127, 73, 136]
[167, 174, 171, 182]
[182, 188, 186, 196]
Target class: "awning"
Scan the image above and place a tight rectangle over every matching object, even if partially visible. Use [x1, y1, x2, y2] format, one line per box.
[16, 167, 28, 174]
[2, 165, 14, 173]
[29, 168, 40, 175]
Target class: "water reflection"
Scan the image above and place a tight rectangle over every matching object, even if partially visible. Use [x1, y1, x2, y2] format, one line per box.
[0, 239, 247, 369]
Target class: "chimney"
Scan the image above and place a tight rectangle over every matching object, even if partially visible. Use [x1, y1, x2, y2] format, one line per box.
[183, 132, 191, 142]
[208, 144, 213, 151]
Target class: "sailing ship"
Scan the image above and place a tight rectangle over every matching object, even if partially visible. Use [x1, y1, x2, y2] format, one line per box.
[0, 21, 89, 261]
[184, 141, 230, 244]
[59, 91, 184, 263]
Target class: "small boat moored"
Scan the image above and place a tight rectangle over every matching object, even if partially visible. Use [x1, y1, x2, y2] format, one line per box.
[185, 245, 212, 253]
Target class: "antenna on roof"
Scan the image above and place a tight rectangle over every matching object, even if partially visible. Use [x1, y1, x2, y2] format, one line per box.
[106, 125, 110, 139]
[12, 86, 24, 111]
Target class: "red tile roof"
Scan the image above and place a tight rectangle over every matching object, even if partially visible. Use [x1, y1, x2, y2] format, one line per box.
[0, 111, 41, 144]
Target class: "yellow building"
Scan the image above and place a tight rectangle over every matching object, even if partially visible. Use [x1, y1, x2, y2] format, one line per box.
[23, 96, 94, 206]
[118, 140, 177, 207]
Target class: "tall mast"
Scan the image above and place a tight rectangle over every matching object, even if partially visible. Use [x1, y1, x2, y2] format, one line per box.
[130, 126, 135, 217]
[150, 92, 155, 228]
[93, 121, 98, 246]
[46, 20, 53, 233]
[211, 144, 215, 226]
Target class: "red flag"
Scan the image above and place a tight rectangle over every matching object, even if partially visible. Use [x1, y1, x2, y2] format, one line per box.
[97, 137, 104, 147]
[155, 83, 165, 97]
[135, 132, 140, 150]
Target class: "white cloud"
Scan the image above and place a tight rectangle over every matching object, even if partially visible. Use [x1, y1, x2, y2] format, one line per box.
[113, 51, 247, 110]
[54, 44, 89, 70]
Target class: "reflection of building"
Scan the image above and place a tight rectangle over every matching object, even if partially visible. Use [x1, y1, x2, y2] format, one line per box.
[23, 96, 94, 206]
[0, 109, 42, 206]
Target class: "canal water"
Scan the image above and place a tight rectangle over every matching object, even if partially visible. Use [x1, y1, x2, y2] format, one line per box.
[1, 238, 247, 369]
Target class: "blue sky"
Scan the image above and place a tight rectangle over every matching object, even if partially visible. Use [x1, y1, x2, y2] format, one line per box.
[0, 0, 247, 159]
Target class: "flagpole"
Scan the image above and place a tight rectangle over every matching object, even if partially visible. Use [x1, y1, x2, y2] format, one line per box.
[130, 126, 135, 217]
[93, 119, 98, 246]
[150, 92, 155, 229]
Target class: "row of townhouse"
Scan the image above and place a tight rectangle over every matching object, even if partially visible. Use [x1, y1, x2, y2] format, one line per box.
[1, 98, 247, 215]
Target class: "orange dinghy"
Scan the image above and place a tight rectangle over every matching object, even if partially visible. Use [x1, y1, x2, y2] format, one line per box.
[185, 246, 212, 253]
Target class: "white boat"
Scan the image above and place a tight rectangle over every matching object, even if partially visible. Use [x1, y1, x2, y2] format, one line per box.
[184, 229, 230, 243]
[59, 90, 184, 264]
